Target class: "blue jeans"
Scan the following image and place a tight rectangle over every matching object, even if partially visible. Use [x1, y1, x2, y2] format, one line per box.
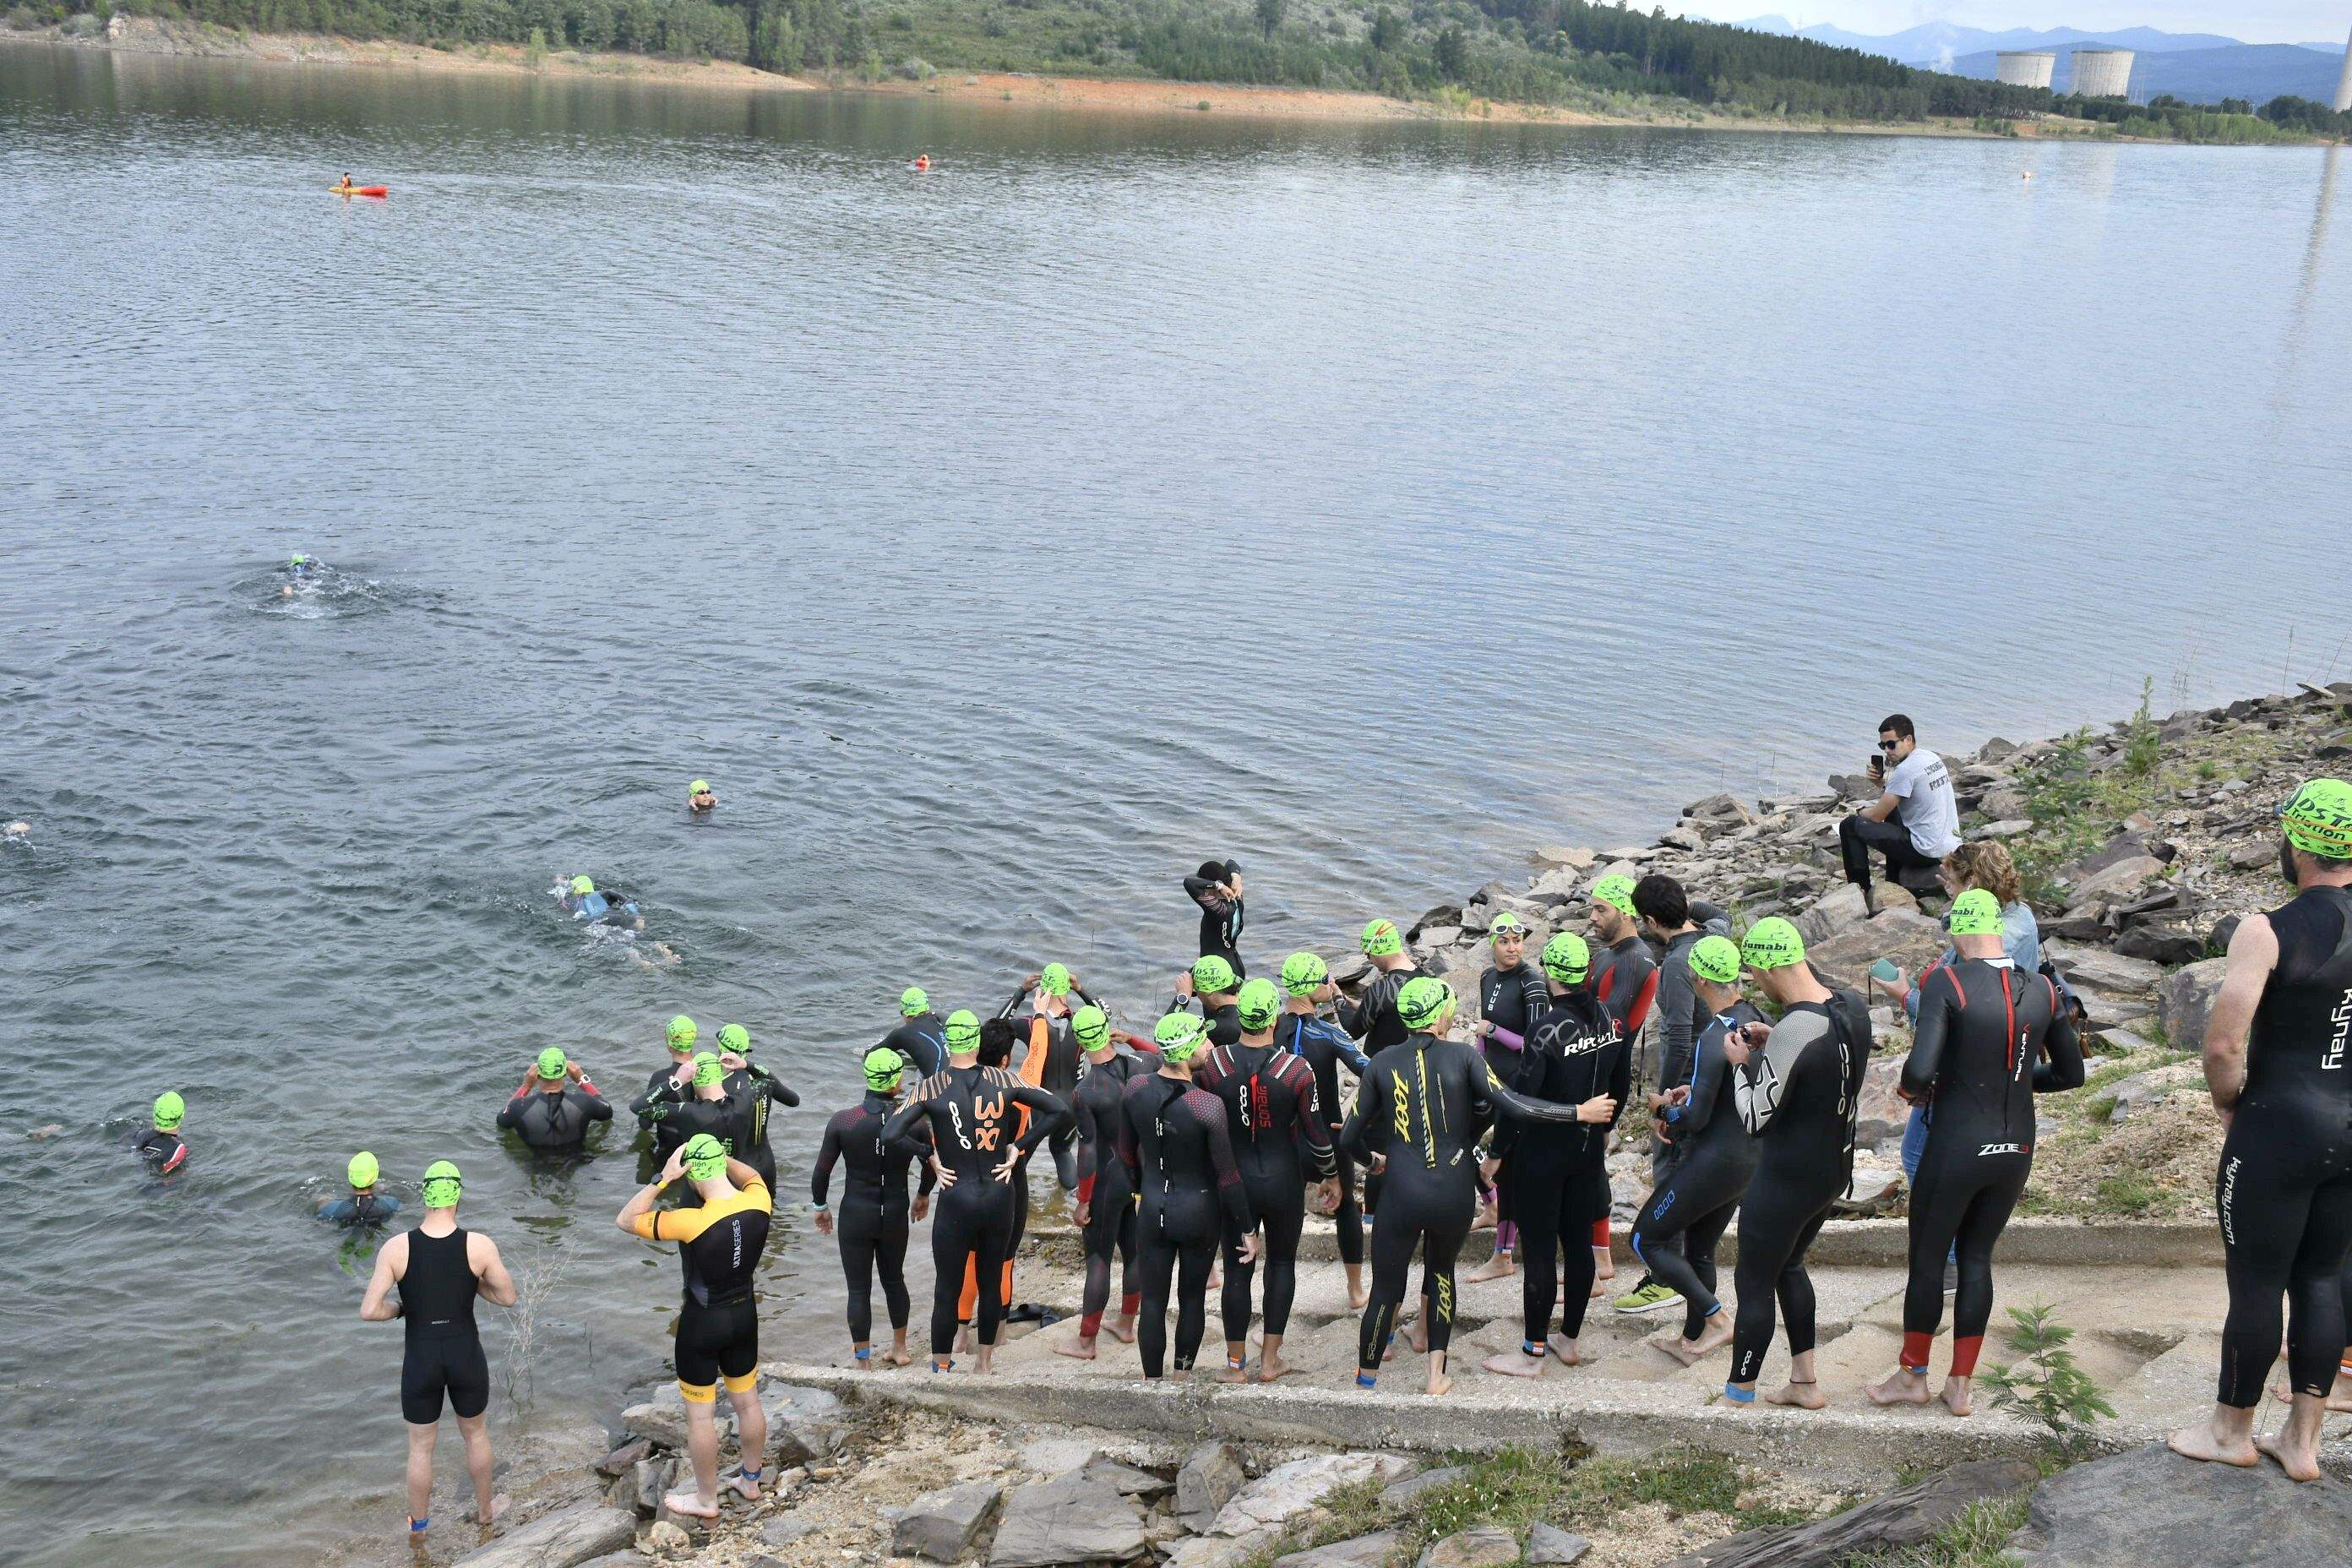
[1902, 1106, 1957, 1267]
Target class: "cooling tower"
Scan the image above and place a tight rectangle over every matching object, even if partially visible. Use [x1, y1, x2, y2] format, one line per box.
[2072, 47, 2135, 100]
[1996, 52, 2056, 90]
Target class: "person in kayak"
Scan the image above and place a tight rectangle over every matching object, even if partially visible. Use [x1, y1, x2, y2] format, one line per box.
[881, 1010, 1069, 1373]
[495, 1048, 613, 1152]
[716, 1023, 799, 1191]
[1184, 858, 1246, 977]
[813, 1046, 934, 1369]
[1057, 1005, 1158, 1360]
[1466, 910, 1548, 1284]
[1122, 1012, 1258, 1381]
[881, 988, 948, 1079]
[631, 1015, 700, 1163]
[1275, 950, 1375, 1306]
[688, 780, 716, 813]
[322, 1152, 402, 1228]
[1480, 934, 1625, 1380]
[137, 1092, 189, 1175]
[1173, 954, 1243, 1049]
[1584, 874, 1657, 1289]
[1343, 977, 1587, 1396]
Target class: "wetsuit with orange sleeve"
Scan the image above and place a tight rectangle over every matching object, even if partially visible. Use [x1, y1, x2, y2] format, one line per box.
[956, 1017, 1051, 1328]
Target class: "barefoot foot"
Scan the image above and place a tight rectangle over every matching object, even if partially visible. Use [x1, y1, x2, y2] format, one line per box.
[1480, 1349, 1547, 1379]
[2167, 1422, 2261, 1467]
[1766, 1380, 1827, 1410]
[1257, 1356, 1296, 1384]
[1215, 1360, 1251, 1385]
[662, 1491, 720, 1520]
[1867, 1370, 1932, 1407]
[1106, 1316, 1137, 1344]
[2256, 1433, 2323, 1483]
[1939, 1381, 1974, 1418]
[1464, 1255, 1516, 1284]
[1546, 1332, 1588, 1367]
[1054, 1338, 1100, 1361]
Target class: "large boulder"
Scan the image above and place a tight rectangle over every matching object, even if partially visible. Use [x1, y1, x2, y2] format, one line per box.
[1794, 884, 1871, 946]
[1662, 1460, 2036, 1568]
[1418, 1526, 1517, 1568]
[894, 1480, 1003, 1563]
[618, 1380, 842, 1465]
[1533, 846, 1596, 871]
[2113, 925, 2206, 966]
[1807, 908, 1948, 994]
[2008, 1443, 2352, 1567]
[449, 1502, 636, 1568]
[988, 1470, 1147, 1568]
[2043, 943, 2166, 998]
[1379, 1466, 1468, 1511]
[2061, 856, 2166, 914]
[2157, 958, 2230, 1046]
[1177, 1441, 1250, 1532]
[1208, 1453, 1417, 1538]
[1524, 1522, 1591, 1565]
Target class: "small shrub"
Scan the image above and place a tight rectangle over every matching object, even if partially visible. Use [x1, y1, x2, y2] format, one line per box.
[2121, 676, 2161, 778]
[1981, 1303, 2115, 1459]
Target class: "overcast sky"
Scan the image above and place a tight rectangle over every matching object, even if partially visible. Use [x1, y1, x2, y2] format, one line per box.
[1697, 6, 2351, 44]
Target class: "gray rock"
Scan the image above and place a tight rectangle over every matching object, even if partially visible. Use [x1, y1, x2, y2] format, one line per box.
[1417, 1525, 1517, 1568]
[1662, 1459, 2036, 1568]
[894, 1479, 1002, 1562]
[2044, 943, 2166, 996]
[1414, 925, 1465, 950]
[1979, 736, 2018, 761]
[1528, 866, 1582, 901]
[1021, 1435, 1101, 1476]
[1408, 904, 1464, 941]
[1523, 1522, 1590, 1565]
[1274, 1530, 1399, 1568]
[1329, 951, 1371, 989]
[1871, 882, 1919, 912]
[1379, 1465, 1468, 1510]
[761, 1383, 847, 1465]
[762, 1511, 820, 1546]
[574, 1554, 645, 1568]
[1081, 1457, 1168, 1496]
[595, 1439, 651, 1477]
[1177, 1441, 1249, 1532]
[1658, 825, 1707, 852]
[2062, 855, 2166, 911]
[1209, 1453, 1417, 1538]
[1169, 1532, 1280, 1568]
[448, 1501, 636, 1568]
[2157, 957, 2230, 1046]
[1533, 846, 1596, 870]
[1835, 1164, 1903, 1213]
[1979, 787, 2030, 820]
[2227, 840, 2274, 869]
[1972, 817, 2034, 840]
[2008, 1442, 2352, 1568]
[2114, 925, 2206, 966]
[2104, 1064, 2194, 1123]
[988, 1471, 1146, 1568]
[629, 1455, 676, 1515]
[1794, 883, 1870, 945]
[1807, 907, 1947, 994]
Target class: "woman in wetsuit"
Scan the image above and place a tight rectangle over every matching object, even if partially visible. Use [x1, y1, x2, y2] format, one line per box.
[813, 1046, 936, 1369]
[880, 1010, 1069, 1374]
[1342, 976, 1587, 1396]
[1119, 1012, 1258, 1381]
[1467, 911, 1550, 1283]
[1057, 1006, 1157, 1361]
[1275, 951, 1375, 1308]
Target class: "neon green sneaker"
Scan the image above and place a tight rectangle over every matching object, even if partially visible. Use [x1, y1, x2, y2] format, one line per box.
[1612, 1278, 1684, 1315]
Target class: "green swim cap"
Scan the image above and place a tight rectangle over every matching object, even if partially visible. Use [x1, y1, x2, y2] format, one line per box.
[863, 1046, 906, 1092]
[1361, 919, 1403, 958]
[692, 1051, 724, 1087]
[689, 779, 710, 796]
[1947, 888, 2006, 938]
[1070, 1005, 1110, 1053]
[900, 987, 930, 1017]
[680, 1133, 728, 1182]
[1280, 951, 1328, 999]
[1590, 874, 1637, 917]
[1235, 977, 1281, 1032]
[536, 1046, 569, 1079]
[421, 1160, 462, 1206]
[1039, 963, 1072, 997]
[944, 1010, 982, 1055]
[1689, 934, 1741, 986]
[1489, 910, 1529, 942]
[1541, 931, 1592, 984]
[1396, 976, 1456, 1032]
[570, 874, 595, 896]
[347, 1151, 379, 1189]
[1154, 1011, 1207, 1064]
[152, 1092, 185, 1130]
[290, 553, 309, 565]
[1740, 917, 1806, 972]
[1190, 955, 1238, 995]
[717, 1023, 750, 1055]
[2281, 778, 2352, 861]
[667, 1014, 697, 1052]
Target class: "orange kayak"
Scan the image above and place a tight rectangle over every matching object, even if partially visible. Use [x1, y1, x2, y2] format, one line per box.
[332, 184, 389, 198]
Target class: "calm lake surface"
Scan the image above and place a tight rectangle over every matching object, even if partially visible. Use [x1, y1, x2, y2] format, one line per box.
[2, 39, 2348, 1565]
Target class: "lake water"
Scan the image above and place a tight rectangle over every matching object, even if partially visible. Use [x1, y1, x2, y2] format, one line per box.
[2, 39, 2348, 1565]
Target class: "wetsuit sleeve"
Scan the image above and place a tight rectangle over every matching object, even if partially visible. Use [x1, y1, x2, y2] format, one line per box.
[1117, 1086, 1143, 1179]
[582, 1087, 613, 1123]
[915, 1135, 939, 1195]
[996, 985, 1029, 1021]
[2033, 978, 2087, 1092]
[1193, 1090, 1255, 1230]
[1335, 973, 1388, 1040]
[1313, 1018, 1373, 1078]
[1657, 956, 1699, 1092]
[1020, 1018, 1049, 1089]
[1902, 968, 1960, 1103]
[630, 1070, 679, 1124]
[1008, 1083, 1070, 1152]
[1183, 875, 1222, 912]
[811, 1113, 843, 1206]
[1478, 1059, 1588, 1124]
[1663, 1027, 1724, 1131]
[1734, 1014, 1818, 1135]
[878, 1090, 932, 1149]
[1285, 1059, 1336, 1178]
[1606, 1033, 1633, 1129]
[1073, 1091, 1102, 1202]
[1340, 1066, 1384, 1166]
[495, 1097, 525, 1131]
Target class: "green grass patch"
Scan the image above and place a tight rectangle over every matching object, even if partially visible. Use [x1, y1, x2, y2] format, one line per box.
[2092, 1173, 2164, 1217]
[1836, 1490, 2030, 1567]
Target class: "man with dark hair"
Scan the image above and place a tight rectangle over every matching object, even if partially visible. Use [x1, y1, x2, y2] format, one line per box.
[1184, 859, 1246, 978]
[1614, 872, 1714, 1315]
[1839, 714, 1960, 905]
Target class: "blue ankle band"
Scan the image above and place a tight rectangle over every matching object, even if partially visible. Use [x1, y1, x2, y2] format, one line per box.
[1722, 1383, 1756, 1404]
[408, 1517, 429, 1533]
[854, 1347, 871, 1360]
[1522, 1341, 1544, 1358]
[1356, 1372, 1378, 1389]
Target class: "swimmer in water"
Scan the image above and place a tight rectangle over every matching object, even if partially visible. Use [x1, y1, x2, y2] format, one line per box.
[322, 1152, 403, 1228]
[3, 821, 27, 841]
[138, 1092, 189, 1174]
[559, 874, 646, 932]
[689, 780, 716, 813]
[280, 553, 322, 596]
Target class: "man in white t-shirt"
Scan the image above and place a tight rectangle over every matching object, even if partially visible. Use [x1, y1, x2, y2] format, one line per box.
[1838, 713, 1961, 904]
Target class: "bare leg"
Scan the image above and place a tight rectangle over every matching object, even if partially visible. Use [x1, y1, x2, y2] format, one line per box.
[664, 1403, 721, 1516]
[729, 1386, 766, 1498]
[1425, 1349, 1452, 1398]
[2272, 1367, 2352, 1412]
[2255, 1394, 2329, 1482]
[890, 1326, 912, 1366]
[1344, 1263, 1367, 1312]
[456, 1413, 498, 1526]
[404, 1423, 436, 1527]
[1765, 1349, 1825, 1409]
[975, 1340, 996, 1375]
[1939, 1375, 1974, 1418]
[1652, 1313, 1733, 1366]
[1867, 1366, 1933, 1407]
[855, 1340, 875, 1369]
[1465, 1243, 1516, 1284]
[1257, 1333, 1293, 1382]
[1593, 1244, 1615, 1282]
[2168, 1402, 2261, 1467]
[1217, 1342, 1250, 1384]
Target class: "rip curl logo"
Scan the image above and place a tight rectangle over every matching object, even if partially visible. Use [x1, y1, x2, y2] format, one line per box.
[2220, 1155, 2241, 1244]
[1979, 1141, 2023, 1157]
[2324, 987, 2350, 1072]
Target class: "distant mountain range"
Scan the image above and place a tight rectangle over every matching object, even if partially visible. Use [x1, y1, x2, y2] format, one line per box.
[1716, 16, 2346, 105]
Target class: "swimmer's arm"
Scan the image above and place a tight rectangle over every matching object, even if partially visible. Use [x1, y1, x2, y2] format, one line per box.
[878, 1092, 931, 1149]
[2203, 913, 2276, 1112]
[360, 1234, 405, 1320]
[724, 1157, 764, 1193]
[1009, 1083, 1070, 1151]
[471, 1234, 519, 1308]
[811, 1117, 842, 1208]
[582, 1086, 613, 1121]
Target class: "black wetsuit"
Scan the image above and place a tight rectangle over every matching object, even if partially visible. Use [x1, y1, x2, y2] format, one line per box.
[722, 1061, 801, 1191]
[1900, 959, 2082, 1377]
[882, 1013, 948, 1080]
[1727, 991, 1873, 1387]
[495, 1084, 613, 1151]
[1119, 1071, 1252, 1378]
[1278, 1010, 1373, 1265]
[999, 988, 1092, 1190]
[1338, 961, 1424, 1220]
[1184, 863, 1245, 976]
[2219, 886, 2352, 1407]
[650, 1093, 747, 1184]
[1496, 989, 1625, 1348]
[321, 1193, 400, 1228]
[1195, 1038, 1335, 1348]
[631, 1063, 694, 1158]
[1341, 1034, 1585, 1374]
[1631, 1003, 1762, 1342]
[135, 1129, 188, 1174]
[1069, 1048, 1156, 1336]
[813, 1093, 936, 1347]
[882, 1064, 1068, 1358]
[1171, 993, 1242, 1051]
[1478, 960, 1549, 1244]
[397, 1227, 487, 1424]
[1593, 935, 1659, 1042]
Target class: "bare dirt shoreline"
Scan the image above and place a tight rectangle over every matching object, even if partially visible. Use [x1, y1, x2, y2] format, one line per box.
[19, 16, 2039, 137]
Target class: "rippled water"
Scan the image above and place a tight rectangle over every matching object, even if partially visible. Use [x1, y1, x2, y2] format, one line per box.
[3, 39, 2349, 1565]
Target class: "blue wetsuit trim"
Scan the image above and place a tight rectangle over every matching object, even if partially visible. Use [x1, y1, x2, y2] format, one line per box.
[1721, 1383, 1755, 1404]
